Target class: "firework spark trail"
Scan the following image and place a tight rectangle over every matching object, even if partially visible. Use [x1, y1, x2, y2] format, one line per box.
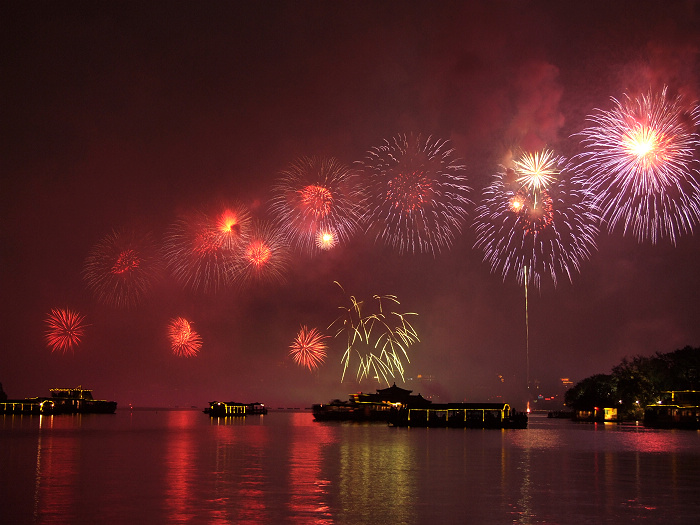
[167, 317, 202, 357]
[271, 156, 365, 254]
[329, 283, 419, 384]
[289, 325, 329, 371]
[573, 86, 700, 244]
[163, 209, 243, 294]
[45, 308, 87, 353]
[83, 229, 163, 308]
[358, 133, 472, 255]
[473, 151, 599, 288]
[234, 221, 291, 286]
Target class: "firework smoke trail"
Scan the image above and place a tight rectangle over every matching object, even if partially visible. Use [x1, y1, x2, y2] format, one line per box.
[271, 157, 365, 254]
[289, 325, 329, 371]
[473, 150, 599, 288]
[234, 221, 291, 286]
[163, 209, 243, 294]
[83, 229, 163, 308]
[573, 86, 700, 243]
[167, 317, 202, 357]
[329, 282, 419, 384]
[358, 134, 472, 255]
[45, 308, 87, 353]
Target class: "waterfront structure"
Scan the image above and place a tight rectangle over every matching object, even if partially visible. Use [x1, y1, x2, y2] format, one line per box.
[313, 383, 527, 428]
[0, 386, 116, 415]
[644, 390, 700, 429]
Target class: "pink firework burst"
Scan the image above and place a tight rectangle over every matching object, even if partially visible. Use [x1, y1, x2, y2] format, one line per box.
[573, 86, 700, 243]
[289, 325, 328, 371]
[358, 133, 472, 255]
[473, 151, 600, 288]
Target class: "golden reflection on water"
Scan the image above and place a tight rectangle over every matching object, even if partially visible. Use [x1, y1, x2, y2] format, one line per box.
[337, 425, 416, 524]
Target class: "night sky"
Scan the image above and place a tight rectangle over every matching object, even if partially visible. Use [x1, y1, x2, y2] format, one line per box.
[2, 1, 700, 409]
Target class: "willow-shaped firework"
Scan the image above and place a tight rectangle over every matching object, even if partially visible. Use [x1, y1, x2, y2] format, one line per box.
[329, 282, 419, 385]
[473, 150, 599, 288]
[573, 86, 700, 244]
[270, 156, 365, 254]
[358, 133, 472, 255]
[84, 229, 163, 309]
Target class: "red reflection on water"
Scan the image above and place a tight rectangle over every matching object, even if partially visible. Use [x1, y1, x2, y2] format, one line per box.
[287, 412, 336, 524]
[34, 415, 79, 524]
[165, 410, 196, 522]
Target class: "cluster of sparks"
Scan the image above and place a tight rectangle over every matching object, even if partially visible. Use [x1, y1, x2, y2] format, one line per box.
[48, 86, 700, 374]
[574, 86, 700, 244]
[271, 156, 365, 254]
[83, 229, 163, 308]
[473, 150, 600, 288]
[167, 317, 202, 357]
[358, 134, 472, 255]
[45, 308, 87, 353]
[289, 325, 329, 371]
[328, 283, 419, 384]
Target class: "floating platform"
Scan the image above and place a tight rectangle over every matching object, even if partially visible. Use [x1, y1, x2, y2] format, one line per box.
[206, 401, 267, 417]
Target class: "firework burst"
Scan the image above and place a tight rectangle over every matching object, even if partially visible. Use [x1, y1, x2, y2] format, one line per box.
[358, 133, 472, 255]
[473, 150, 599, 288]
[289, 325, 328, 371]
[329, 282, 419, 384]
[45, 308, 87, 353]
[83, 229, 163, 308]
[163, 209, 243, 294]
[167, 317, 202, 357]
[270, 156, 365, 253]
[234, 221, 290, 286]
[213, 203, 252, 251]
[573, 86, 700, 243]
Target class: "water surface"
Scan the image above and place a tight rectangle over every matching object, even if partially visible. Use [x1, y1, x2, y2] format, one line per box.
[1, 410, 699, 524]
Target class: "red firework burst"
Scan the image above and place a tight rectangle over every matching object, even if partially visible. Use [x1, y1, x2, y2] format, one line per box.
[84, 229, 163, 308]
[163, 210, 241, 294]
[45, 308, 87, 353]
[234, 221, 290, 285]
[167, 317, 202, 357]
[271, 156, 365, 253]
[289, 325, 328, 371]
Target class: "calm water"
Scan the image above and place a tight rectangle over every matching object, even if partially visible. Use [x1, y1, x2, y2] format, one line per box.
[1, 410, 700, 524]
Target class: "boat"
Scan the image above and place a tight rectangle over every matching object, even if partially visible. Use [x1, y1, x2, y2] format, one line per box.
[312, 383, 431, 423]
[206, 401, 267, 417]
[644, 390, 700, 429]
[0, 386, 117, 415]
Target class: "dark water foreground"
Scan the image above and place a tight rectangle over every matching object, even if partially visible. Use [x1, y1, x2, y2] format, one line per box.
[1, 409, 699, 524]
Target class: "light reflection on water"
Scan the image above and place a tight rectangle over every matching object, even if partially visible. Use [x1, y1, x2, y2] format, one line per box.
[1, 411, 700, 524]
